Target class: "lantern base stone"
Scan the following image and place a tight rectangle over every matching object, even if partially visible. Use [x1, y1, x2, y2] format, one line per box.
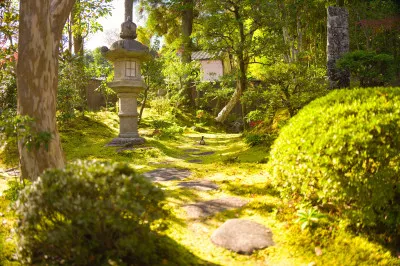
[107, 137, 145, 147]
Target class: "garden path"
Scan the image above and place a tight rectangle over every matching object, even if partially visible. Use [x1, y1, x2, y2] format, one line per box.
[142, 137, 274, 255]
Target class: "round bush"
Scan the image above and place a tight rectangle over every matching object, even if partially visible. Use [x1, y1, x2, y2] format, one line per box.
[15, 160, 169, 265]
[267, 87, 400, 232]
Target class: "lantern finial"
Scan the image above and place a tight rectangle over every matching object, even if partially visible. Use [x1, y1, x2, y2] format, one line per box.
[120, 16, 137, 40]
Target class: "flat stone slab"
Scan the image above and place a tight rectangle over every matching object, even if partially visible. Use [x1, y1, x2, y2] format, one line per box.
[178, 180, 219, 191]
[0, 168, 20, 177]
[143, 168, 192, 181]
[211, 219, 274, 254]
[107, 137, 145, 147]
[183, 149, 201, 153]
[184, 197, 248, 219]
[187, 159, 203, 163]
[148, 160, 174, 165]
[194, 151, 215, 156]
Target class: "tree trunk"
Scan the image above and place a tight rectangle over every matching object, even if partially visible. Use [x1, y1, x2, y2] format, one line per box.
[278, 1, 294, 63]
[181, 0, 195, 106]
[124, 0, 133, 21]
[138, 85, 149, 124]
[17, 0, 75, 180]
[71, 0, 83, 56]
[215, 82, 242, 123]
[215, 6, 247, 123]
[215, 52, 248, 123]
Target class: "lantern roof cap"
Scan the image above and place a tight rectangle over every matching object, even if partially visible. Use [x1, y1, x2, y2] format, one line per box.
[101, 17, 150, 61]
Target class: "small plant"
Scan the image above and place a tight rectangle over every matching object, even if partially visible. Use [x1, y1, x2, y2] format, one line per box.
[295, 207, 325, 231]
[245, 110, 264, 124]
[244, 133, 265, 147]
[3, 179, 30, 201]
[0, 110, 52, 166]
[151, 97, 173, 115]
[244, 132, 277, 147]
[151, 119, 172, 129]
[196, 109, 205, 119]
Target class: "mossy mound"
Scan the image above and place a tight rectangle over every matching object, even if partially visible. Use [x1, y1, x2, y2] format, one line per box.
[267, 87, 400, 233]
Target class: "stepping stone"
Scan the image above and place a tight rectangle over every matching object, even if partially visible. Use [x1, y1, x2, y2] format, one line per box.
[1, 168, 20, 177]
[194, 151, 215, 156]
[184, 197, 248, 219]
[148, 160, 174, 165]
[178, 180, 219, 191]
[187, 159, 202, 163]
[143, 168, 192, 182]
[211, 219, 274, 255]
[183, 149, 201, 153]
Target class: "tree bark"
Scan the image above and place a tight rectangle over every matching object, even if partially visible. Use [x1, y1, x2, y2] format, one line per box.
[215, 4, 248, 123]
[138, 85, 149, 125]
[71, 0, 83, 55]
[17, 0, 75, 180]
[215, 81, 242, 123]
[181, 0, 195, 106]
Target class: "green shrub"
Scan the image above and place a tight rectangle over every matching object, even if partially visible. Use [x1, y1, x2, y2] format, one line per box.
[336, 50, 395, 87]
[150, 97, 173, 115]
[4, 179, 30, 201]
[244, 132, 277, 147]
[267, 87, 400, 234]
[57, 54, 89, 122]
[242, 63, 328, 119]
[15, 160, 169, 265]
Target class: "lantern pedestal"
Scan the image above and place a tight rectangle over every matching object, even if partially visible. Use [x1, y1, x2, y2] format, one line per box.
[107, 86, 145, 146]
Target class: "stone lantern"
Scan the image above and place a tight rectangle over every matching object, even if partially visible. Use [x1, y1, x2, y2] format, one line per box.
[101, 17, 150, 146]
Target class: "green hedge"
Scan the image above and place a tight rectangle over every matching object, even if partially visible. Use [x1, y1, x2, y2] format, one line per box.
[15, 160, 169, 265]
[267, 87, 400, 233]
[336, 50, 395, 87]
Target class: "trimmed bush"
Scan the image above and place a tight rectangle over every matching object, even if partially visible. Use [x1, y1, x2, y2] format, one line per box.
[267, 87, 400, 233]
[336, 50, 395, 87]
[15, 160, 169, 265]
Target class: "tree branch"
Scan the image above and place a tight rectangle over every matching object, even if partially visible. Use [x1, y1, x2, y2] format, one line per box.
[51, 0, 76, 39]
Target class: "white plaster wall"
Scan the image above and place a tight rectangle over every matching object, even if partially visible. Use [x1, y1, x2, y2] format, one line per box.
[200, 60, 223, 81]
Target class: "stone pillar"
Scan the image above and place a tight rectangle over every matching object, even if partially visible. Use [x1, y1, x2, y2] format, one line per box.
[118, 92, 139, 138]
[327, 6, 350, 89]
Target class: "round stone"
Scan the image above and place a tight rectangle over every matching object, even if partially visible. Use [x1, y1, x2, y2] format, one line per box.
[211, 219, 274, 255]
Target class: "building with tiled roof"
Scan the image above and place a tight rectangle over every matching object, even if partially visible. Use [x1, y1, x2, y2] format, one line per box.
[191, 51, 231, 82]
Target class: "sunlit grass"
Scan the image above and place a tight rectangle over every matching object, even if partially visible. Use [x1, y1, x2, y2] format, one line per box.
[1, 110, 399, 265]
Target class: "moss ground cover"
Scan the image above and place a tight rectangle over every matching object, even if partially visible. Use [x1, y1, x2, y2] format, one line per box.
[0, 109, 399, 265]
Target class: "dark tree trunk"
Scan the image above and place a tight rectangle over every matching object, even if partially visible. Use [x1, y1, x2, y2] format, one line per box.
[138, 85, 149, 124]
[17, 0, 75, 180]
[337, 0, 345, 7]
[181, 0, 195, 106]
